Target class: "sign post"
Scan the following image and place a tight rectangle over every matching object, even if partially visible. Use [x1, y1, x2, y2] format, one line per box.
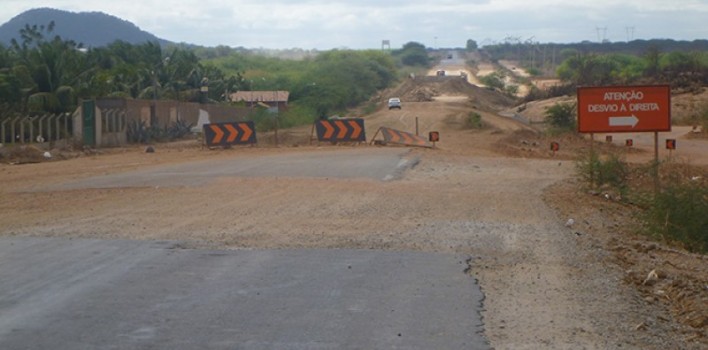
[429, 131, 439, 147]
[665, 138, 676, 160]
[577, 85, 671, 193]
[550, 141, 560, 156]
[577, 85, 671, 134]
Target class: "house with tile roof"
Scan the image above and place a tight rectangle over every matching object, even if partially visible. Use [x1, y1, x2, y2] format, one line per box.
[230, 91, 290, 113]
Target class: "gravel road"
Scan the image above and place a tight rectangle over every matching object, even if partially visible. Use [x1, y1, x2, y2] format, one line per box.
[1, 77, 702, 348]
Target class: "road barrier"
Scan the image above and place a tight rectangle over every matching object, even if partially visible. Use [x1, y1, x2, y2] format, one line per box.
[312, 119, 366, 143]
[203, 121, 256, 147]
[371, 127, 433, 148]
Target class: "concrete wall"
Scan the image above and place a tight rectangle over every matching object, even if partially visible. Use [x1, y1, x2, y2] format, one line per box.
[75, 98, 253, 147]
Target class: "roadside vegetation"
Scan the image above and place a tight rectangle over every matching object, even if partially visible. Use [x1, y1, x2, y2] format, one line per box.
[463, 112, 484, 129]
[545, 91, 707, 253]
[1, 22, 431, 139]
[543, 101, 577, 133]
[484, 40, 708, 103]
[575, 148, 707, 254]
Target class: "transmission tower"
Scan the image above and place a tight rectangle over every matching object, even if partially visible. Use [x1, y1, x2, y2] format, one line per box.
[625, 27, 635, 42]
[595, 27, 608, 42]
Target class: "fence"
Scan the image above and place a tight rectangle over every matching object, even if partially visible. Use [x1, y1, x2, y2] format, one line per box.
[1, 113, 74, 145]
[1, 98, 253, 147]
[99, 108, 128, 147]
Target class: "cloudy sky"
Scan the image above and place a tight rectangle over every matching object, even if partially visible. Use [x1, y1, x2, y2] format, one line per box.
[1, 0, 707, 49]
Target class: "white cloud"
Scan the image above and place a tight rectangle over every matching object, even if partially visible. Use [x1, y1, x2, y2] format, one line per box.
[1, 0, 706, 48]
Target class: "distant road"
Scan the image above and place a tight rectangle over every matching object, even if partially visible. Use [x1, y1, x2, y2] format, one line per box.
[40, 148, 415, 191]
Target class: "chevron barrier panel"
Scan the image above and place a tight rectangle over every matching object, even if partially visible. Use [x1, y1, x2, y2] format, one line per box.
[203, 121, 257, 147]
[314, 119, 366, 143]
[376, 127, 433, 148]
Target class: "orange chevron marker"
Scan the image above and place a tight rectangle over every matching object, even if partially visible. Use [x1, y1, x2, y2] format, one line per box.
[381, 128, 390, 140]
[390, 130, 401, 143]
[349, 120, 362, 139]
[335, 120, 348, 139]
[210, 124, 224, 143]
[224, 124, 239, 143]
[241, 124, 253, 142]
[401, 132, 414, 144]
[322, 121, 335, 139]
[415, 135, 426, 145]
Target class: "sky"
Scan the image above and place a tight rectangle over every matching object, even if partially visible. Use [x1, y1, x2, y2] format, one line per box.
[1, 0, 707, 49]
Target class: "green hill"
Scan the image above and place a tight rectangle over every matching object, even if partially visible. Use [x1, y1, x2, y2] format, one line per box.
[0, 8, 171, 47]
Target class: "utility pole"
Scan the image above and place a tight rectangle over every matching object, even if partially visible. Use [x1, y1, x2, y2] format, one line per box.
[274, 90, 279, 146]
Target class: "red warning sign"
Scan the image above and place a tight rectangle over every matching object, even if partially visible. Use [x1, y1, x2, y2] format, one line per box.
[577, 85, 671, 133]
[429, 131, 440, 142]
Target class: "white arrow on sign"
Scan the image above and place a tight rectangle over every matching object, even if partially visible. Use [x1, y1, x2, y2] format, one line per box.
[609, 115, 639, 128]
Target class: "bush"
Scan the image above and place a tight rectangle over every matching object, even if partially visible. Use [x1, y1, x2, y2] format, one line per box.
[525, 67, 541, 77]
[361, 101, 379, 115]
[280, 105, 317, 129]
[576, 148, 708, 253]
[575, 149, 629, 192]
[643, 177, 708, 253]
[479, 72, 505, 91]
[127, 119, 165, 143]
[504, 85, 519, 97]
[699, 104, 708, 133]
[545, 102, 577, 131]
[165, 119, 194, 140]
[463, 112, 484, 129]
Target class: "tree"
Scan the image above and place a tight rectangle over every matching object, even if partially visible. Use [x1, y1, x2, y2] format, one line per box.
[644, 45, 661, 78]
[396, 42, 429, 67]
[557, 54, 618, 86]
[8, 22, 88, 113]
[466, 39, 478, 51]
[479, 71, 506, 91]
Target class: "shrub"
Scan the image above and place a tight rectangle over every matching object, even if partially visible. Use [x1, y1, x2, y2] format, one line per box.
[699, 104, 708, 133]
[643, 177, 708, 253]
[250, 109, 277, 132]
[545, 102, 577, 131]
[361, 101, 379, 115]
[576, 149, 629, 192]
[165, 119, 194, 140]
[127, 119, 165, 143]
[463, 112, 484, 129]
[479, 72, 505, 91]
[526, 67, 541, 77]
[504, 85, 519, 97]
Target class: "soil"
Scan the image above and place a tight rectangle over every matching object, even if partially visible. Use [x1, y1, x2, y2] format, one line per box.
[1, 58, 706, 349]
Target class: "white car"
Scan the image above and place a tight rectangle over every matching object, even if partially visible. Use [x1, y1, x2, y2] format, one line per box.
[388, 98, 401, 110]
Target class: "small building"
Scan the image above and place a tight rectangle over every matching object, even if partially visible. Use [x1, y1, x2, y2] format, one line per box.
[230, 91, 290, 113]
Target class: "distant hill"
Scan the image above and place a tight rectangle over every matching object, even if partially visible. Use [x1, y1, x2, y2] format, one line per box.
[0, 8, 171, 47]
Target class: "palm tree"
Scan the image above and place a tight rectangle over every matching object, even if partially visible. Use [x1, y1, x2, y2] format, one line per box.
[9, 22, 87, 114]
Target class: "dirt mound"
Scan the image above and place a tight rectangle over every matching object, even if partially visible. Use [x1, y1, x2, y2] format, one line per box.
[0, 145, 50, 164]
[0, 144, 85, 164]
[388, 77, 516, 110]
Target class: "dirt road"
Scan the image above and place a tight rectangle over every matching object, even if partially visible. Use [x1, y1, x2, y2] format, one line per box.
[1, 77, 705, 348]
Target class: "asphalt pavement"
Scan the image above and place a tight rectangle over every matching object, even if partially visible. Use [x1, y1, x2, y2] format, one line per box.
[42, 148, 416, 191]
[0, 237, 487, 349]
